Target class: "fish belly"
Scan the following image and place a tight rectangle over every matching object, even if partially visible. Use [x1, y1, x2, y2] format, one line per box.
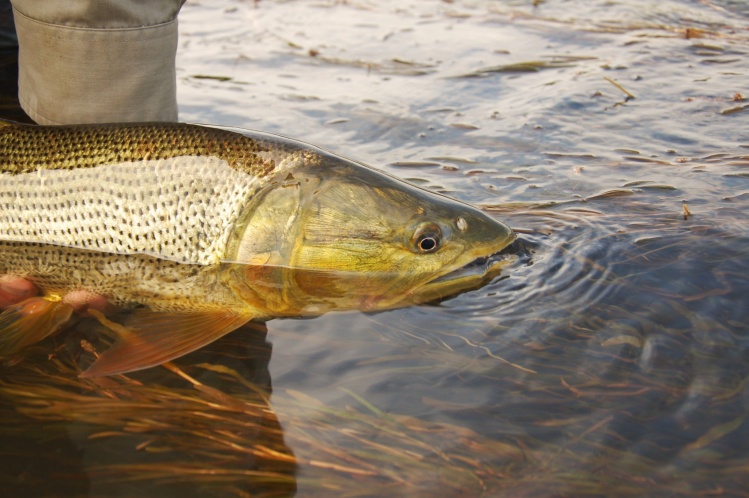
[0, 240, 238, 312]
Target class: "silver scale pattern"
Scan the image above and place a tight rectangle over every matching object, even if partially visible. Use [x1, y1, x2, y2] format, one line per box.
[0, 155, 259, 265]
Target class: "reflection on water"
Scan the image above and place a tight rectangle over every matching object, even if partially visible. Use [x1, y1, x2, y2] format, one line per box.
[2, 0, 749, 496]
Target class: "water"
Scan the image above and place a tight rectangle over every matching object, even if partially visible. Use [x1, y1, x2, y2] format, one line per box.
[2, 0, 749, 496]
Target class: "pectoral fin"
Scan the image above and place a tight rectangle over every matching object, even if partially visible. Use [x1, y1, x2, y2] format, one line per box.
[81, 309, 252, 377]
[0, 296, 74, 356]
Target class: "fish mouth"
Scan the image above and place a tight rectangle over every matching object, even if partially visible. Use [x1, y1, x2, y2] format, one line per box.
[432, 251, 509, 284]
[412, 241, 518, 304]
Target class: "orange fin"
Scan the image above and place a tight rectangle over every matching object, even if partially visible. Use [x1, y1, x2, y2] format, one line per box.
[81, 309, 252, 377]
[0, 296, 74, 356]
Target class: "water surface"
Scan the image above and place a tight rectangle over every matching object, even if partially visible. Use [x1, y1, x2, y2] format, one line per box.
[2, 0, 749, 496]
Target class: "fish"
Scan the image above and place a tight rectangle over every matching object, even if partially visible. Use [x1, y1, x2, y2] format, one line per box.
[0, 119, 515, 376]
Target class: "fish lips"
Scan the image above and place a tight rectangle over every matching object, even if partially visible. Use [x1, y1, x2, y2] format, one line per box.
[409, 233, 517, 305]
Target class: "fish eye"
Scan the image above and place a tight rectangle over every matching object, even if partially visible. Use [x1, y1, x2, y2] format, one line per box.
[410, 222, 442, 253]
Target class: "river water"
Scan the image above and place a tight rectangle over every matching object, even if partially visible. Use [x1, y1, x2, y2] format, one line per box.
[2, 0, 749, 496]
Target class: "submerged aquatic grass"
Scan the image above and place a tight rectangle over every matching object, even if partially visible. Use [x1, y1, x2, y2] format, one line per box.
[0, 324, 516, 496]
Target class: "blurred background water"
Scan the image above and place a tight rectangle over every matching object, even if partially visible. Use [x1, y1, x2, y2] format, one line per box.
[2, 0, 749, 496]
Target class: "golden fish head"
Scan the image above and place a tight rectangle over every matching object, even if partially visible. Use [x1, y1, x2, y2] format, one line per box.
[227, 150, 515, 316]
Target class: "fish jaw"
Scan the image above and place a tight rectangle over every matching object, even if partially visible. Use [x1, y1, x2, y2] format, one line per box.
[404, 242, 516, 306]
[375, 212, 516, 309]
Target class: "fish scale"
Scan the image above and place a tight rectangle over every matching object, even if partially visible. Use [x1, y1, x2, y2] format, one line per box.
[0, 122, 269, 173]
[0, 123, 279, 265]
[1, 156, 258, 265]
[0, 241, 232, 312]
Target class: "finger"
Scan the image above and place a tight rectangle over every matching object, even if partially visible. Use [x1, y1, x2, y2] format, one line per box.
[62, 290, 111, 315]
[0, 276, 39, 309]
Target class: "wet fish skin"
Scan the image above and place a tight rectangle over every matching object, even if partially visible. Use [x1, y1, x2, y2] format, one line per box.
[0, 120, 514, 376]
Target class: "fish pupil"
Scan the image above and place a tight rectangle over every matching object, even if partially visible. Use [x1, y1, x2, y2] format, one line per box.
[417, 235, 438, 252]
